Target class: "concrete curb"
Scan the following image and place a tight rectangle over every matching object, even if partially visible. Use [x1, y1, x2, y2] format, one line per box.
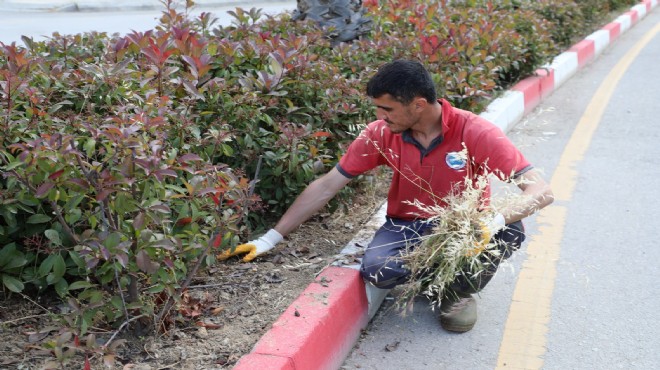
[233, 1, 658, 369]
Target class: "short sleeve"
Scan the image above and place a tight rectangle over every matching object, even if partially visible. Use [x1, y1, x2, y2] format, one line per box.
[337, 121, 389, 178]
[465, 118, 531, 181]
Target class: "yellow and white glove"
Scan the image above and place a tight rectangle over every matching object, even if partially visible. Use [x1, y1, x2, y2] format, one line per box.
[479, 213, 506, 245]
[217, 229, 283, 262]
[467, 213, 506, 257]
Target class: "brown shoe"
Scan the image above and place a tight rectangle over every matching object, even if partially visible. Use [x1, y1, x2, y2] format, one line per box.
[439, 292, 477, 332]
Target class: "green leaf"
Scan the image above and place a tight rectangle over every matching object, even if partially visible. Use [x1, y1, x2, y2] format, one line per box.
[0, 243, 18, 266]
[44, 229, 62, 245]
[68, 251, 85, 269]
[52, 254, 66, 277]
[221, 144, 234, 156]
[64, 208, 82, 224]
[39, 254, 56, 276]
[146, 284, 165, 294]
[3, 255, 28, 270]
[27, 214, 52, 224]
[2, 274, 25, 292]
[3, 160, 25, 171]
[68, 281, 95, 290]
[54, 278, 68, 297]
[103, 233, 121, 249]
[46, 272, 61, 285]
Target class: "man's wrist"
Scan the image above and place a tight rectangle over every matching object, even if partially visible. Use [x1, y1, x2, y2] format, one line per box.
[262, 229, 284, 246]
[490, 213, 506, 229]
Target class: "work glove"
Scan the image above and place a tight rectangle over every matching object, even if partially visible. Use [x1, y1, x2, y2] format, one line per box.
[466, 213, 506, 257]
[217, 229, 283, 262]
[479, 213, 506, 245]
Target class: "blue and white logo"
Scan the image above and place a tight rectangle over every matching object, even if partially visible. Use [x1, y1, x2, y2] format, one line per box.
[445, 152, 467, 170]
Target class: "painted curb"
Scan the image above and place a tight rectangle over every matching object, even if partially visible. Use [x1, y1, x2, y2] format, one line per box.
[233, 266, 369, 370]
[233, 2, 658, 369]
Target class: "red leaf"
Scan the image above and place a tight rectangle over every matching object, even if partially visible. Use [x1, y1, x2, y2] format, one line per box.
[84, 356, 91, 370]
[35, 182, 55, 198]
[133, 212, 145, 230]
[211, 234, 222, 249]
[178, 153, 202, 163]
[66, 178, 90, 189]
[136, 250, 159, 274]
[96, 188, 114, 201]
[48, 169, 65, 180]
[176, 217, 192, 226]
[311, 131, 331, 138]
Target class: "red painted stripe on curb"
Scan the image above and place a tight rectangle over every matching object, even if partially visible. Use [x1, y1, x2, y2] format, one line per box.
[234, 266, 369, 370]
[626, 10, 640, 24]
[603, 22, 622, 42]
[234, 353, 295, 370]
[512, 68, 554, 115]
[569, 39, 595, 68]
[643, 0, 652, 11]
[537, 68, 555, 100]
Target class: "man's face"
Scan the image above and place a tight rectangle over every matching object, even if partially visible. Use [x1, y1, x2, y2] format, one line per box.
[371, 94, 418, 134]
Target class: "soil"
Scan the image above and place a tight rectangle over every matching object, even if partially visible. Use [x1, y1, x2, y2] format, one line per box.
[0, 174, 389, 370]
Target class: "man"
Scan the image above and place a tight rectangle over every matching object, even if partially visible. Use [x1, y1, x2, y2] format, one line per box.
[218, 59, 554, 332]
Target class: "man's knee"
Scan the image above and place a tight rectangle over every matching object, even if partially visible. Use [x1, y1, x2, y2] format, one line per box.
[360, 260, 408, 289]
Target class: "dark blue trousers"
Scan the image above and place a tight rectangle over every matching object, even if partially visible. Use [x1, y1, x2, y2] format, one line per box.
[359, 217, 526, 291]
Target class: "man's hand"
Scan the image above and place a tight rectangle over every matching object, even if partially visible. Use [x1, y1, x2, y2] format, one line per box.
[466, 213, 505, 257]
[479, 213, 506, 245]
[217, 229, 283, 262]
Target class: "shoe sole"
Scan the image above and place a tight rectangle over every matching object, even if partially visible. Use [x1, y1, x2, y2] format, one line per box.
[440, 319, 475, 333]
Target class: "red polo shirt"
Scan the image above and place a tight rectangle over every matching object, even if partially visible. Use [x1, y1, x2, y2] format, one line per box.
[336, 99, 531, 220]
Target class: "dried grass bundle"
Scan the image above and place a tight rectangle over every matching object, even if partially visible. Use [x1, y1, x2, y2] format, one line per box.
[394, 172, 529, 314]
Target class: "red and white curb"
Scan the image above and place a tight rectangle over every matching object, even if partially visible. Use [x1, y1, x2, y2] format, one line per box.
[233, 1, 657, 369]
[480, 0, 657, 133]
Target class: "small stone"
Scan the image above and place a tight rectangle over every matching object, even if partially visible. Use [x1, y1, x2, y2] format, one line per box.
[196, 326, 209, 339]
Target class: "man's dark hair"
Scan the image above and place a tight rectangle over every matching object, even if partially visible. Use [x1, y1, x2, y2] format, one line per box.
[366, 59, 437, 104]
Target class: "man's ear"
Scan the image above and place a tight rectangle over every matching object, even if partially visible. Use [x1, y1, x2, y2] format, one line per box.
[413, 97, 428, 111]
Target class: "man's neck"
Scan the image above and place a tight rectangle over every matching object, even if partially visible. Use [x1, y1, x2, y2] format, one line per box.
[411, 101, 443, 146]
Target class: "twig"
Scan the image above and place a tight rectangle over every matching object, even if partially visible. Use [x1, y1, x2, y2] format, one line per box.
[102, 314, 146, 350]
[155, 235, 215, 327]
[0, 314, 49, 325]
[18, 292, 50, 313]
[157, 361, 181, 370]
[187, 283, 230, 289]
[244, 154, 263, 240]
[114, 268, 130, 324]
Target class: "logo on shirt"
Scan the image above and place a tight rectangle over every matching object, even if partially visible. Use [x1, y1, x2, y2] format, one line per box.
[445, 151, 467, 170]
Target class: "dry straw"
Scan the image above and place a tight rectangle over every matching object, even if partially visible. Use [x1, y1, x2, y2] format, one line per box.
[393, 169, 530, 315]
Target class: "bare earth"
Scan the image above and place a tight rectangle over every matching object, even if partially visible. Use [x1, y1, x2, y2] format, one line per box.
[0, 176, 388, 370]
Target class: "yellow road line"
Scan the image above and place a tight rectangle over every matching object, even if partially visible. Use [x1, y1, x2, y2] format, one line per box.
[496, 22, 660, 370]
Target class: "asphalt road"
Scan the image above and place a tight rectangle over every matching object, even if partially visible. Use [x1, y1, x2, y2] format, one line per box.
[0, 1, 296, 44]
[343, 7, 660, 370]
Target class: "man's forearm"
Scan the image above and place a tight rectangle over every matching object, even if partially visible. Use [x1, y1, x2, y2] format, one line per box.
[274, 168, 351, 236]
[504, 169, 554, 224]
